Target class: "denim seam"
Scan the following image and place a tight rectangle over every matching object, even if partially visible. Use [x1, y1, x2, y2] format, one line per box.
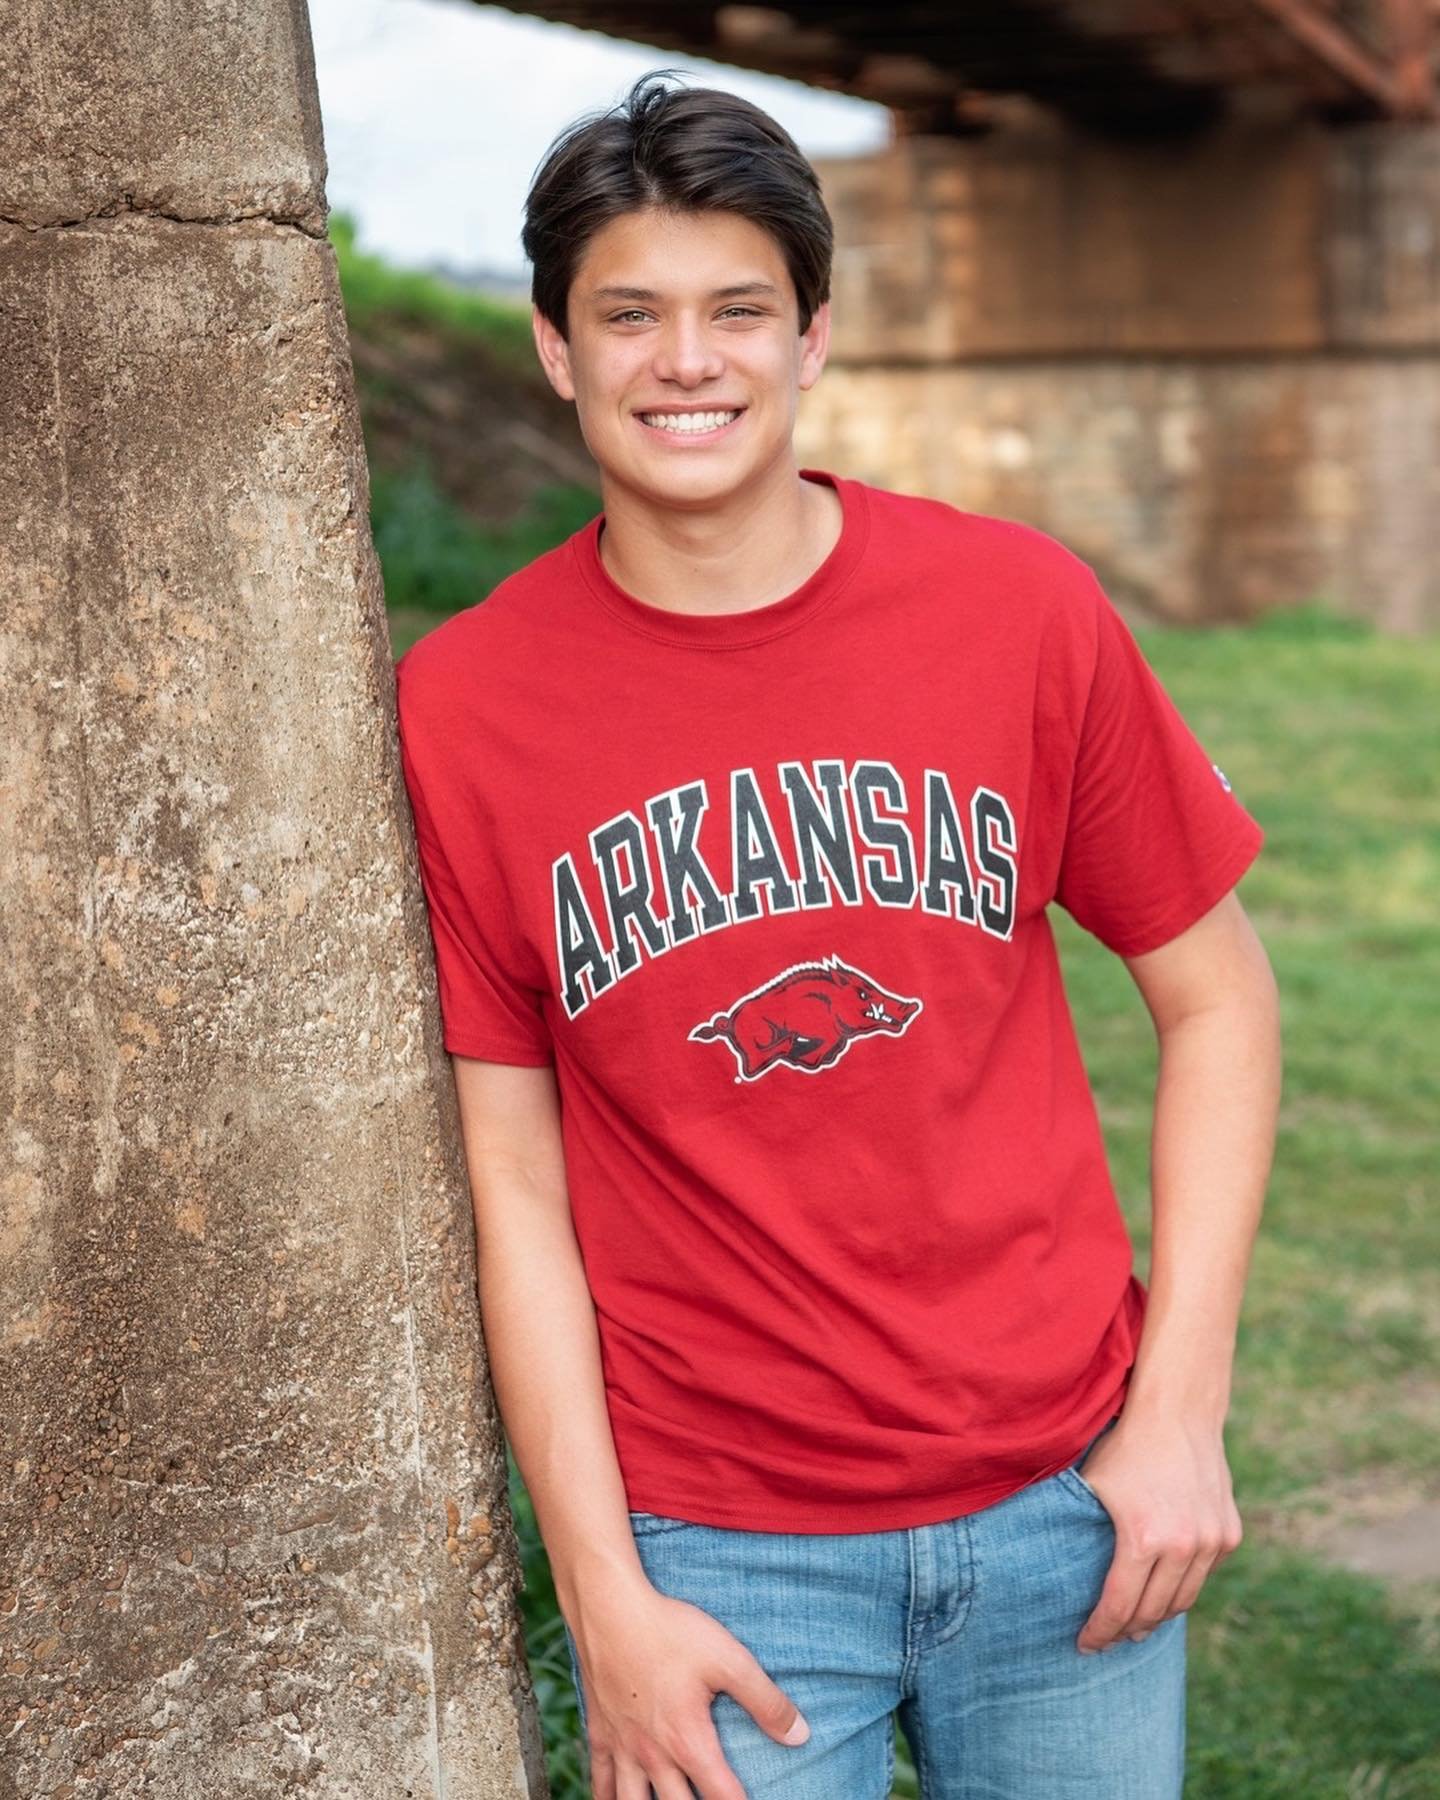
[927, 1517, 977, 1651]
[908, 1694, 934, 1798]
[901, 1524, 922, 1687]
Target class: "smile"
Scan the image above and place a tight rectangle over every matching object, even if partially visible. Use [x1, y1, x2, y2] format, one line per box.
[635, 408, 745, 441]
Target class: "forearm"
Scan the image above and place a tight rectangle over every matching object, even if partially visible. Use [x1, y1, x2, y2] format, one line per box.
[1123, 973, 1282, 1429]
[471, 1176, 649, 1627]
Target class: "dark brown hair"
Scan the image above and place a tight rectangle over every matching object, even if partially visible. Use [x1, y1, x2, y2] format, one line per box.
[522, 68, 834, 339]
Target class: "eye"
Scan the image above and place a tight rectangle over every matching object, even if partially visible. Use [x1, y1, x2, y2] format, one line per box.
[609, 306, 762, 323]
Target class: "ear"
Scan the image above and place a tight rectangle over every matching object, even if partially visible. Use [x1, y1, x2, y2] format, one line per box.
[797, 299, 831, 393]
[532, 304, 577, 403]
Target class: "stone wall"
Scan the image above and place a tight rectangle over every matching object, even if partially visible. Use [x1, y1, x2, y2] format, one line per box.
[805, 114, 1440, 630]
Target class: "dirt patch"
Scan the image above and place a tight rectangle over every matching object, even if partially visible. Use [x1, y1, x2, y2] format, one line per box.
[1247, 1470, 1440, 1615]
[1313, 1502, 1440, 1583]
[350, 318, 595, 525]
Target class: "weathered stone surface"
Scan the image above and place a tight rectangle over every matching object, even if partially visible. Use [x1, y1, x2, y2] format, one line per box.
[798, 354, 1440, 630]
[0, 0, 327, 233]
[1, 4, 545, 1794]
[809, 118, 1440, 630]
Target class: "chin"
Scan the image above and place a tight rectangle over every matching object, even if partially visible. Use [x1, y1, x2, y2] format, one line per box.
[613, 447, 743, 489]
[652, 463, 758, 503]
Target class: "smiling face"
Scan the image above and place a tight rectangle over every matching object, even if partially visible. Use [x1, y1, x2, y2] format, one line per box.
[532, 207, 830, 510]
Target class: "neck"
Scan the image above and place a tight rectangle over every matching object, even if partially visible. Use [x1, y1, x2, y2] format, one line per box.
[595, 456, 842, 619]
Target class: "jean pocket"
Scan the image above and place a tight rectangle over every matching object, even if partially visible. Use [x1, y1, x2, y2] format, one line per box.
[1056, 1462, 1108, 1510]
[1056, 1413, 1120, 1512]
[628, 1508, 702, 1538]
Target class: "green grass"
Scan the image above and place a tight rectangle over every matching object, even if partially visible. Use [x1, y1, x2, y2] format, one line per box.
[1185, 1544, 1440, 1797]
[371, 418, 1440, 1789]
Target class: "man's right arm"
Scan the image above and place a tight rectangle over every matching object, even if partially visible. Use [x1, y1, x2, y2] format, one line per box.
[448, 1054, 809, 1798]
[450, 1053, 646, 1621]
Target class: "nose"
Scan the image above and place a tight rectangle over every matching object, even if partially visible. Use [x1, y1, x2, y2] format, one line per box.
[650, 312, 725, 387]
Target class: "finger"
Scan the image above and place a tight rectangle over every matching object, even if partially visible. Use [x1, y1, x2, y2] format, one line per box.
[650, 1764, 698, 1800]
[1136, 1506, 1241, 1634]
[1077, 1541, 1155, 1653]
[1158, 1524, 1236, 1623]
[676, 1723, 752, 1800]
[1207, 1503, 1245, 1576]
[589, 1741, 618, 1800]
[615, 1755, 655, 1800]
[1121, 1551, 1194, 1639]
[635, 1706, 745, 1800]
[720, 1644, 810, 1748]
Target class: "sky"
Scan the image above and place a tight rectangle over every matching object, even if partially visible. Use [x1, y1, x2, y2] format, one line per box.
[306, 0, 891, 283]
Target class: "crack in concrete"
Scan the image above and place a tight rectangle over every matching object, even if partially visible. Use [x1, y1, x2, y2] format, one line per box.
[0, 201, 327, 239]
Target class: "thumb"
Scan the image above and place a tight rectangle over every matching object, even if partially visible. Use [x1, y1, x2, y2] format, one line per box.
[726, 1647, 811, 1747]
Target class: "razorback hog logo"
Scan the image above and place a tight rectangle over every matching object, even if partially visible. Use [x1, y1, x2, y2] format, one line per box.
[689, 954, 923, 1082]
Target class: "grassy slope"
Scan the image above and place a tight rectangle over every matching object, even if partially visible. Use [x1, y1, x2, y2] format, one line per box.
[329, 211, 600, 650]
[333, 224, 1440, 1796]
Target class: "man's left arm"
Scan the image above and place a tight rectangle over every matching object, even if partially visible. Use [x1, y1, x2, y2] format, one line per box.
[1074, 886, 1283, 1654]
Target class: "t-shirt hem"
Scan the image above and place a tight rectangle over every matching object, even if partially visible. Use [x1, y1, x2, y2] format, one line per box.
[620, 1473, 1060, 1535]
[623, 1457, 1104, 1534]
[444, 1035, 554, 1066]
[619, 1366, 1141, 1533]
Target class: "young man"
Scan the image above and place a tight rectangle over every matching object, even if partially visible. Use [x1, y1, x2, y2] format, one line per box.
[394, 70, 1281, 1800]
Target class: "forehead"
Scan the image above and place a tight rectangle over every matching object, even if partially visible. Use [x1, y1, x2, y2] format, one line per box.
[574, 207, 790, 295]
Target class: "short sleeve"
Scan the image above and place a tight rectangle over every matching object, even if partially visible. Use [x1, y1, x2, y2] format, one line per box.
[395, 652, 554, 1065]
[1053, 572, 1265, 956]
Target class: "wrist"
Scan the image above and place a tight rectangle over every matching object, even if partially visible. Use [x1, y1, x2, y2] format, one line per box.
[1121, 1362, 1231, 1430]
[554, 1542, 654, 1628]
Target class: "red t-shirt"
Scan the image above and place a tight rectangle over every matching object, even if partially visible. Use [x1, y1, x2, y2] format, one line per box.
[394, 467, 1265, 1533]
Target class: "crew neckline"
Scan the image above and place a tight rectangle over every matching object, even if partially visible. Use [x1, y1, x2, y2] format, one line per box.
[569, 467, 871, 650]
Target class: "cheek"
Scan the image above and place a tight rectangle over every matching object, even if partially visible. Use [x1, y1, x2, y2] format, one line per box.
[750, 340, 801, 389]
[570, 343, 644, 404]
[607, 362, 658, 417]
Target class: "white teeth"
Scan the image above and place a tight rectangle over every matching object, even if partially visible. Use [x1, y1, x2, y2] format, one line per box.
[640, 410, 740, 434]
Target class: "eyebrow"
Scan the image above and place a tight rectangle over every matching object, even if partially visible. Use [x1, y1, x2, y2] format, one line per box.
[587, 281, 784, 303]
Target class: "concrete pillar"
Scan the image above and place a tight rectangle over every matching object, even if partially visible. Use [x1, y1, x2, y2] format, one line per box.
[0, 4, 545, 1792]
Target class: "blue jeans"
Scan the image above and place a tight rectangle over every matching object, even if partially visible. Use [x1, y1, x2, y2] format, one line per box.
[561, 1415, 1187, 1797]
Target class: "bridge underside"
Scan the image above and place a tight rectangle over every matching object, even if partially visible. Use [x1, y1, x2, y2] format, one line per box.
[495, 0, 1436, 133]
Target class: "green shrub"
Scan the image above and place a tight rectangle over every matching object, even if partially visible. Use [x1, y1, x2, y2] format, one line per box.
[371, 458, 598, 617]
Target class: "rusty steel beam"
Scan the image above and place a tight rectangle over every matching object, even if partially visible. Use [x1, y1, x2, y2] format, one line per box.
[494, 0, 1436, 125]
[495, 0, 1226, 132]
[1379, 0, 1438, 112]
[1248, 0, 1437, 114]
